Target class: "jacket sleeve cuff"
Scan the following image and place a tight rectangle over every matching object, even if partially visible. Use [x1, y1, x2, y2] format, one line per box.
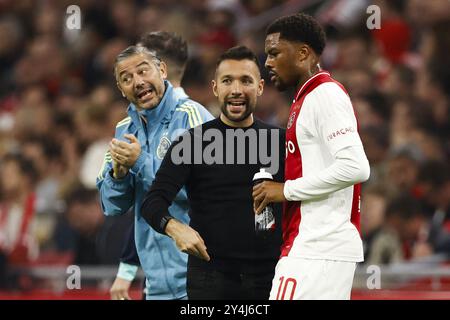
[283, 179, 294, 201]
[106, 170, 132, 192]
[117, 262, 138, 281]
[140, 195, 174, 235]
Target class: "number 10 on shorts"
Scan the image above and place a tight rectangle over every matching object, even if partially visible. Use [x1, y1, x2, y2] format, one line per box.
[275, 276, 297, 300]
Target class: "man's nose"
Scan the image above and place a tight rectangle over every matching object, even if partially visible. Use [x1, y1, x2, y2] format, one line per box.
[264, 57, 273, 70]
[134, 74, 145, 89]
[231, 80, 243, 95]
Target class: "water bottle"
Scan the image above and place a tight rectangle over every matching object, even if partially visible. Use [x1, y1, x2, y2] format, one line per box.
[253, 168, 276, 237]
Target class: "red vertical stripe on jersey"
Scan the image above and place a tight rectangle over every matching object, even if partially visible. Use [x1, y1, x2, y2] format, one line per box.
[282, 101, 303, 257]
[351, 183, 361, 235]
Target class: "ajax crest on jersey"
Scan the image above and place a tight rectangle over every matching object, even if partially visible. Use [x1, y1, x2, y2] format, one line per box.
[157, 135, 171, 159]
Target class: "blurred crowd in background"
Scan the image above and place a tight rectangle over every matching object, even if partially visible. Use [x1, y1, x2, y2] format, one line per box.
[0, 0, 448, 291]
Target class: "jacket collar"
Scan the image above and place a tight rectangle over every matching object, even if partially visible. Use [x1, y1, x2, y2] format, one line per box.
[173, 86, 189, 100]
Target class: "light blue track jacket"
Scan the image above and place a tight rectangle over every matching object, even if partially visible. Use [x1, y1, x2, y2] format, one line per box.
[97, 81, 213, 299]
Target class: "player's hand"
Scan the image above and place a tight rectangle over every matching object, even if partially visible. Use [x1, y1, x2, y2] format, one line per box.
[110, 277, 132, 300]
[165, 219, 210, 261]
[252, 181, 286, 215]
[110, 134, 141, 168]
[112, 158, 129, 179]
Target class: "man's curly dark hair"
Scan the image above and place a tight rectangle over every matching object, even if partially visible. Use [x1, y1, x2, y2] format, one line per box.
[266, 13, 326, 55]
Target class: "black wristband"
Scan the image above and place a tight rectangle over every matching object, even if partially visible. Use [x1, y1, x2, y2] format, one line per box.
[160, 215, 174, 234]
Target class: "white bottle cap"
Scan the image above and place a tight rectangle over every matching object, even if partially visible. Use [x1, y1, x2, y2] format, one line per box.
[253, 168, 273, 181]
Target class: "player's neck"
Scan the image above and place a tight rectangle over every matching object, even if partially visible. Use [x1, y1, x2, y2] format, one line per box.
[170, 80, 181, 88]
[220, 113, 254, 128]
[295, 65, 321, 93]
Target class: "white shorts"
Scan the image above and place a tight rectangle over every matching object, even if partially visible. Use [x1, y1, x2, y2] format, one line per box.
[269, 257, 357, 300]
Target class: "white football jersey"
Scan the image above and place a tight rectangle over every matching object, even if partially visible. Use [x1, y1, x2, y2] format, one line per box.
[282, 71, 370, 262]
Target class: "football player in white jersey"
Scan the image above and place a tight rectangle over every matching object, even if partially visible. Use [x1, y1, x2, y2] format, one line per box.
[252, 13, 370, 300]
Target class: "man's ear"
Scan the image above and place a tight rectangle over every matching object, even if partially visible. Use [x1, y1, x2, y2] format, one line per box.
[211, 79, 218, 97]
[298, 44, 310, 63]
[116, 82, 125, 97]
[257, 78, 264, 96]
[159, 61, 168, 79]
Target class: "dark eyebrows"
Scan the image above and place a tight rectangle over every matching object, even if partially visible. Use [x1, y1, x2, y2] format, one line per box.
[118, 61, 151, 77]
[241, 75, 254, 81]
[266, 46, 278, 54]
[136, 61, 151, 68]
[118, 70, 128, 78]
[220, 74, 257, 81]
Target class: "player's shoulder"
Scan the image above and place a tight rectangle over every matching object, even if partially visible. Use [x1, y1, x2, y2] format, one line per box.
[174, 99, 212, 127]
[255, 118, 282, 130]
[115, 116, 131, 128]
[176, 98, 209, 114]
[115, 116, 133, 134]
[304, 81, 352, 114]
[308, 81, 349, 100]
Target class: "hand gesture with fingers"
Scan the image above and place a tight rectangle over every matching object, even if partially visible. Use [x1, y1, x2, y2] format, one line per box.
[165, 219, 210, 261]
[252, 181, 286, 215]
[110, 134, 141, 168]
[112, 157, 129, 179]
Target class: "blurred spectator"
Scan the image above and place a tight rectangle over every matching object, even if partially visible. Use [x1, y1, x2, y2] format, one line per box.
[361, 184, 403, 266]
[90, 37, 128, 85]
[53, 187, 104, 265]
[0, 16, 24, 95]
[21, 137, 63, 249]
[332, 30, 372, 73]
[380, 64, 416, 99]
[51, 186, 133, 267]
[370, 0, 412, 65]
[359, 125, 389, 186]
[385, 194, 430, 261]
[109, 0, 137, 39]
[75, 100, 113, 189]
[0, 154, 39, 287]
[416, 161, 450, 256]
[386, 144, 423, 196]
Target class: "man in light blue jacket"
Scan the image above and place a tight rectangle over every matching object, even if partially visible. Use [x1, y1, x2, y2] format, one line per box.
[96, 45, 213, 300]
[109, 31, 195, 301]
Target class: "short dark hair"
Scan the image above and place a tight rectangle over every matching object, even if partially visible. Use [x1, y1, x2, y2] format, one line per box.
[266, 13, 326, 55]
[216, 45, 261, 70]
[139, 31, 188, 69]
[114, 45, 160, 77]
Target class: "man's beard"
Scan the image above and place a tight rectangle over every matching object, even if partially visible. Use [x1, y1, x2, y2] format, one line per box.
[221, 101, 253, 123]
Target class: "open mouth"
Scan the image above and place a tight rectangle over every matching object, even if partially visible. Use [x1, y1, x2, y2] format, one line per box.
[136, 87, 154, 101]
[227, 100, 246, 113]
